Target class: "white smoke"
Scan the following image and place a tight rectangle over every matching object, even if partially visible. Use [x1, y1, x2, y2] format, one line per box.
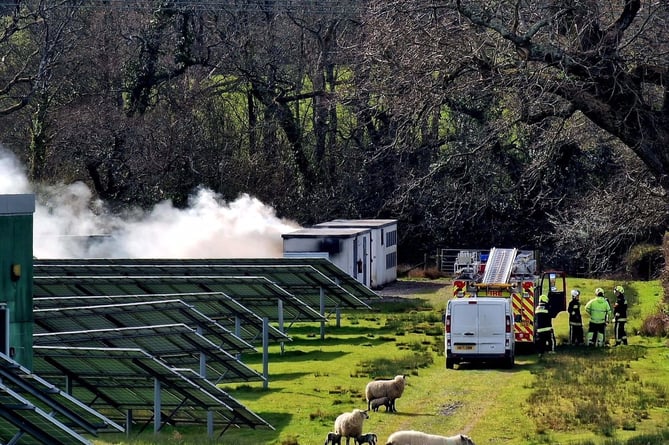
[0, 148, 301, 258]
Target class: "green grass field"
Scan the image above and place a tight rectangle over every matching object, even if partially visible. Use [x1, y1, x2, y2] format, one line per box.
[95, 278, 669, 445]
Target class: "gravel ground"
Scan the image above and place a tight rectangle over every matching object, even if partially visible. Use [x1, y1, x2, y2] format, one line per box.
[374, 279, 449, 297]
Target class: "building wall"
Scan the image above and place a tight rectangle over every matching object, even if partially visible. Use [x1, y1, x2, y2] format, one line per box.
[314, 220, 398, 289]
[0, 194, 35, 369]
[282, 228, 372, 287]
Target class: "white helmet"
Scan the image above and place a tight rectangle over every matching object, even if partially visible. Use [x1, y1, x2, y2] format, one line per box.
[571, 289, 580, 298]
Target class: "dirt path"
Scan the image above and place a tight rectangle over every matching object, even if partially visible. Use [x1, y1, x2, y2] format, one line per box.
[459, 370, 514, 436]
[372, 279, 529, 442]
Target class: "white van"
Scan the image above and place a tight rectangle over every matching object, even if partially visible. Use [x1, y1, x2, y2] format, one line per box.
[445, 297, 515, 369]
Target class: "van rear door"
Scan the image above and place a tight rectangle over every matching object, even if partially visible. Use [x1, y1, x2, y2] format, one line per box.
[450, 300, 479, 354]
[477, 299, 507, 355]
[450, 299, 506, 355]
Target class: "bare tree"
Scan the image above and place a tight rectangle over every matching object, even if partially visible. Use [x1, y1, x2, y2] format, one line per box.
[453, 0, 669, 190]
[0, 1, 87, 180]
[549, 145, 667, 274]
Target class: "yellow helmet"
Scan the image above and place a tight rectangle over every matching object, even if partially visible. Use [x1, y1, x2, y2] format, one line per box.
[539, 294, 549, 304]
[614, 285, 624, 294]
[595, 287, 604, 297]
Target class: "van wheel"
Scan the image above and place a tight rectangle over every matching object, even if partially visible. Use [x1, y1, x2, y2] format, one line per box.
[446, 359, 454, 369]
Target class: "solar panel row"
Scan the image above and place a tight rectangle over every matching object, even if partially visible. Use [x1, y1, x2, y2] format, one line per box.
[0, 353, 124, 445]
[25, 258, 378, 439]
[33, 292, 291, 342]
[34, 299, 256, 354]
[33, 346, 272, 431]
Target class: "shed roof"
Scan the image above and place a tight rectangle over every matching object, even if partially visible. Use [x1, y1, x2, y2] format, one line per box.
[281, 227, 371, 238]
[315, 219, 397, 228]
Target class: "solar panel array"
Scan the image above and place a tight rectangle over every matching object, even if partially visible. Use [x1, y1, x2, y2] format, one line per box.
[33, 275, 326, 323]
[34, 257, 380, 307]
[27, 257, 378, 439]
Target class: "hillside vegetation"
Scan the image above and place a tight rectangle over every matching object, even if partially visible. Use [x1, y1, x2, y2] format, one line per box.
[2, 3, 668, 274]
[96, 277, 669, 445]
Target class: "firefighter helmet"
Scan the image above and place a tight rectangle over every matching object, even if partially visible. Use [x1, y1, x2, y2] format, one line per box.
[571, 289, 580, 298]
[595, 287, 604, 297]
[614, 285, 624, 294]
[539, 294, 549, 304]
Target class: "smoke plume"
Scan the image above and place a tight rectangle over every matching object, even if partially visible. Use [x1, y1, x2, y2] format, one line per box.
[0, 148, 300, 259]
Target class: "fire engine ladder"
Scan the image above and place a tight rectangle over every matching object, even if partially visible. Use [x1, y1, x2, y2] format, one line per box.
[481, 247, 517, 284]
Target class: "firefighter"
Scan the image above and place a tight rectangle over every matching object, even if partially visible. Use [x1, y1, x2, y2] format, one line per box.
[585, 288, 612, 347]
[535, 294, 554, 356]
[613, 285, 628, 345]
[568, 289, 584, 345]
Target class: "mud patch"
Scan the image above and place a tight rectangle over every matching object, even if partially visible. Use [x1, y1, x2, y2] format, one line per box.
[438, 401, 463, 416]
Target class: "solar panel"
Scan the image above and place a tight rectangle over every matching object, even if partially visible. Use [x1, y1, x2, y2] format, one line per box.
[34, 260, 376, 311]
[32, 292, 290, 343]
[33, 275, 325, 324]
[0, 353, 123, 444]
[0, 385, 90, 445]
[33, 346, 274, 433]
[33, 324, 264, 383]
[33, 299, 256, 354]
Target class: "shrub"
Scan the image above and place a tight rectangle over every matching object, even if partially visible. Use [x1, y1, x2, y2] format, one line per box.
[640, 311, 669, 337]
[407, 267, 445, 279]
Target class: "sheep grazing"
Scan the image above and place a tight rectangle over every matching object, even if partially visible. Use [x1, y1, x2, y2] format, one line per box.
[385, 430, 475, 445]
[365, 375, 406, 413]
[370, 396, 391, 412]
[324, 431, 342, 445]
[356, 432, 378, 445]
[334, 409, 370, 445]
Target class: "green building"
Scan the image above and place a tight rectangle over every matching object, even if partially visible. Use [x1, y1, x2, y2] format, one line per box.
[0, 194, 35, 369]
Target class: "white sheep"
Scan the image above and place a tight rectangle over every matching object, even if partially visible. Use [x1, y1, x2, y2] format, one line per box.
[385, 430, 475, 445]
[324, 431, 342, 445]
[334, 409, 370, 445]
[365, 375, 406, 412]
[356, 432, 378, 445]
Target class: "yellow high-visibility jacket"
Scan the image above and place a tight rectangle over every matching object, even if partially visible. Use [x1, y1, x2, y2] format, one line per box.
[585, 296, 612, 324]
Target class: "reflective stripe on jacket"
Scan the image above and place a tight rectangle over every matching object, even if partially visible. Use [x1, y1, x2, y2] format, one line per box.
[535, 305, 553, 333]
[614, 297, 628, 321]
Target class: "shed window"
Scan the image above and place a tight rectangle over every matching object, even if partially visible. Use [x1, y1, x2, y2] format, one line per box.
[385, 230, 397, 247]
[386, 252, 397, 269]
